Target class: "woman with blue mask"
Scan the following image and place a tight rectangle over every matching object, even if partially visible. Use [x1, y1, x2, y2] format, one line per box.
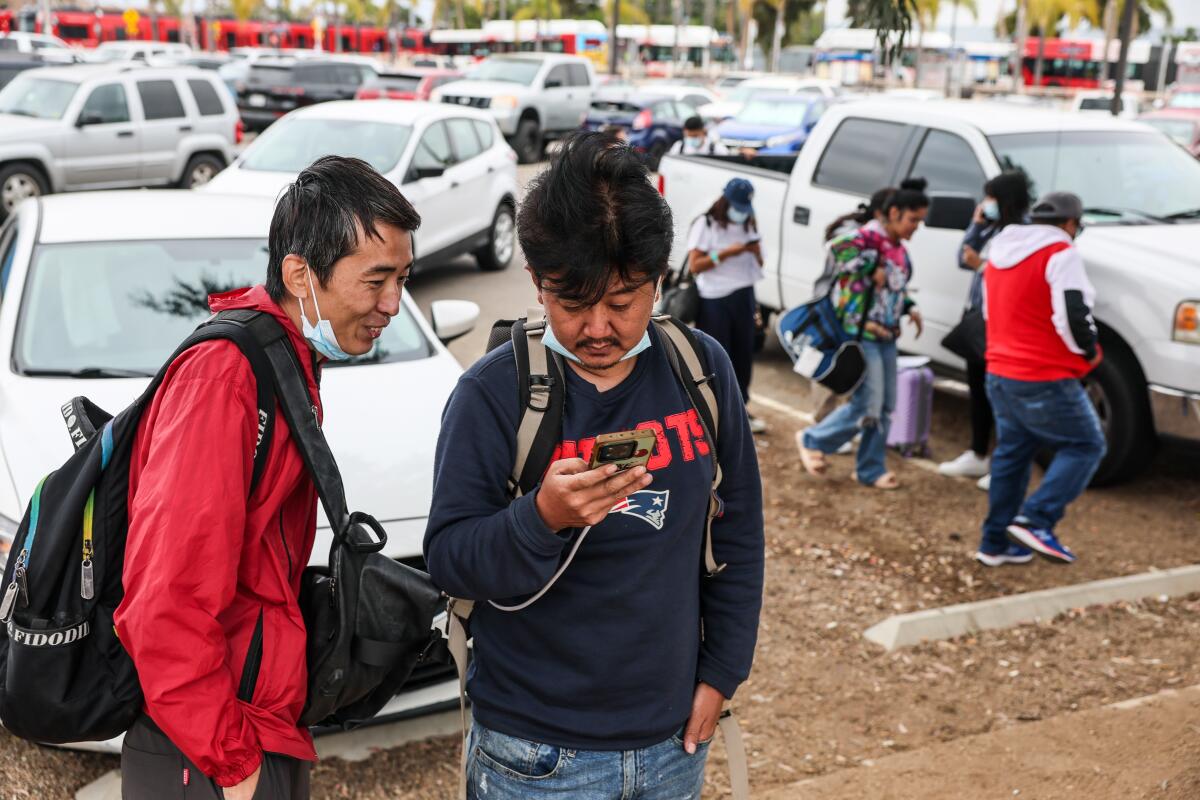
[937, 170, 1032, 489]
[686, 177, 767, 433]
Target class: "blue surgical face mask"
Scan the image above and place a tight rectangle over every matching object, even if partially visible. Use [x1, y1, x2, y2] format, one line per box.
[542, 322, 652, 365]
[683, 135, 705, 153]
[728, 207, 750, 224]
[299, 268, 352, 361]
[982, 199, 1000, 222]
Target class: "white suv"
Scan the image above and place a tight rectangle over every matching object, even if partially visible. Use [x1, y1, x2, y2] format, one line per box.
[432, 53, 595, 163]
[0, 64, 238, 219]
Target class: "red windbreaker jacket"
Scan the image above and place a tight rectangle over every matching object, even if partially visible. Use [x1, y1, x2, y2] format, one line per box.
[114, 286, 321, 787]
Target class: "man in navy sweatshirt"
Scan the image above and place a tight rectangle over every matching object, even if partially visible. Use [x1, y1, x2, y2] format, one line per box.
[424, 132, 764, 799]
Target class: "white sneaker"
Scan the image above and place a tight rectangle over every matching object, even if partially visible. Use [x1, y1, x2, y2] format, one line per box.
[937, 450, 990, 478]
[748, 416, 767, 435]
[977, 473, 991, 492]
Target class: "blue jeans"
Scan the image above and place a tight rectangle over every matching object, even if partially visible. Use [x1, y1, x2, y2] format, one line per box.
[802, 339, 897, 485]
[981, 375, 1106, 552]
[466, 719, 709, 800]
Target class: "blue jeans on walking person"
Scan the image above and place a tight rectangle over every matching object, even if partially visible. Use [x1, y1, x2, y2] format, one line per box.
[981, 374, 1106, 553]
[802, 339, 897, 485]
[466, 719, 710, 800]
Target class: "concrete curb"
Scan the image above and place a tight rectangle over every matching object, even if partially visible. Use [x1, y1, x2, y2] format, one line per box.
[864, 564, 1200, 651]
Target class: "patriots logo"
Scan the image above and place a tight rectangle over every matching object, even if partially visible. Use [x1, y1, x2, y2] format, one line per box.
[610, 490, 670, 530]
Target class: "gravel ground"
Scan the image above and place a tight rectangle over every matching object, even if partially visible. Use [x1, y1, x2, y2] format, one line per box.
[3, 394, 1197, 799]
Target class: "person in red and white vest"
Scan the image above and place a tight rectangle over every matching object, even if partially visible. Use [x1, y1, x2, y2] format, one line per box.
[976, 191, 1106, 568]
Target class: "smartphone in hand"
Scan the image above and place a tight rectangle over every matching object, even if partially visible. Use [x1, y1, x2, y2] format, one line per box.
[588, 430, 658, 472]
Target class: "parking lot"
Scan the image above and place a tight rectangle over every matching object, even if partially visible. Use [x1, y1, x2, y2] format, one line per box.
[0, 154, 1197, 798]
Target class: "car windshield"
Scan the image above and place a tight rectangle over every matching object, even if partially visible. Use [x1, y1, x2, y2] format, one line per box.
[246, 65, 296, 86]
[0, 75, 78, 119]
[466, 58, 541, 86]
[1078, 97, 1122, 111]
[241, 118, 413, 174]
[1167, 91, 1200, 110]
[376, 74, 422, 92]
[735, 99, 810, 127]
[991, 130, 1200, 222]
[1143, 118, 1196, 146]
[15, 238, 431, 375]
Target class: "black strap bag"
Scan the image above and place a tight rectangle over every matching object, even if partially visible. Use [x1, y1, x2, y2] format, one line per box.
[941, 306, 987, 364]
[660, 250, 701, 324]
[0, 311, 281, 743]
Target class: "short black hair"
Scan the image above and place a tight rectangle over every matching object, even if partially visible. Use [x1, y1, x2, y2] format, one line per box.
[684, 116, 704, 131]
[984, 170, 1032, 227]
[885, 177, 930, 213]
[266, 155, 421, 302]
[518, 132, 673, 307]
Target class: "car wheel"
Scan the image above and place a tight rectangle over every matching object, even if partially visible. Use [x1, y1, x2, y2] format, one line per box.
[180, 154, 225, 188]
[647, 141, 668, 172]
[0, 162, 48, 218]
[512, 119, 543, 165]
[475, 203, 516, 272]
[1082, 347, 1155, 486]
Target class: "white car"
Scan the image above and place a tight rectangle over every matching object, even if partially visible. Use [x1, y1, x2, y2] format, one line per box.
[698, 76, 841, 123]
[636, 81, 719, 110]
[0, 32, 80, 64]
[0, 188, 479, 749]
[1071, 90, 1142, 120]
[205, 100, 520, 273]
[88, 40, 193, 65]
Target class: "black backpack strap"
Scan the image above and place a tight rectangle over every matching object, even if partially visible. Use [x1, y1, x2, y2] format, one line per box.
[651, 315, 726, 576]
[509, 309, 565, 498]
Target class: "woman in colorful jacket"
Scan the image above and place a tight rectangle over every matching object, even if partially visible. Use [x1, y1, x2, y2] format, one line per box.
[796, 178, 928, 490]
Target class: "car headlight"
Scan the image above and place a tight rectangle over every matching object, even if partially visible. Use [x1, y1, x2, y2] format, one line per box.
[765, 133, 797, 148]
[0, 512, 18, 573]
[1175, 301, 1200, 344]
[491, 95, 519, 111]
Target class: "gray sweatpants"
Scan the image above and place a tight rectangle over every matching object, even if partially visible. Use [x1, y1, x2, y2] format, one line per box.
[121, 715, 311, 799]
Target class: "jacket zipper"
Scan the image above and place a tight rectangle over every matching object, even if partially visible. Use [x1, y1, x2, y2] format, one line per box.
[236, 608, 265, 704]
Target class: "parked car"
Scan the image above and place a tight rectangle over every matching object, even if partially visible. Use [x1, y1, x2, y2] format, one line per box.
[582, 91, 692, 169]
[204, 99, 519, 272]
[356, 67, 461, 101]
[1071, 90, 1142, 120]
[89, 41, 193, 65]
[0, 188, 476, 749]
[1138, 110, 1200, 158]
[0, 32, 80, 64]
[1164, 84, 1200, 111]
[714, 71, 762, 93]
[660, 99, 1200, 485]
[0, 53, 43, 91]
[0, 64, 239, 220]
[633, 81, 719, 109]
[236, 58, 379, 131]
[713, 94, 828, 153]
[431, 52, 596, 164]
[699, 77, 840, 123]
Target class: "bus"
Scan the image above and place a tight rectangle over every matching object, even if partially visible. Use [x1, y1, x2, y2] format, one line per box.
[1021, 37, 1151, 89]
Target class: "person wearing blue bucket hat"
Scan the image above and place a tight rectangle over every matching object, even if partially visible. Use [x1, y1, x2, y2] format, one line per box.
[686, 177, 768, 433]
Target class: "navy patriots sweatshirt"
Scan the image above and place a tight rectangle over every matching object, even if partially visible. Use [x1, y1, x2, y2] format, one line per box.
[423, 324, 764, 750]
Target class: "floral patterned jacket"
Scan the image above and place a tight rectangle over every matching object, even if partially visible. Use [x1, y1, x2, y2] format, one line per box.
[827, 223, 916, 342]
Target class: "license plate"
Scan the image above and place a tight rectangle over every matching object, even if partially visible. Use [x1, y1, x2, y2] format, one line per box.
[248, 94, 266, 108]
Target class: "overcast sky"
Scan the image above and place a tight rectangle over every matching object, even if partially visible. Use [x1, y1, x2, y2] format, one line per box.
[821, 0, 1200, 39]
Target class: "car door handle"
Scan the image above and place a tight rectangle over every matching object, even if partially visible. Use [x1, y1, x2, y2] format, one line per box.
[116, 130, 134, 138]
[450, 181, 460, 189]
[487, 166, 495, 173]
[793, 206, 810, 225]
[179, 125, 193, 132]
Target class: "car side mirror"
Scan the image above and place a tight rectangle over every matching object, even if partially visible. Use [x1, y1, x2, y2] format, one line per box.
[925, 193, 976, 231]
[431, 299, 480, 344]
[76, 112, 104, 128]
[544, 79, 563, 89]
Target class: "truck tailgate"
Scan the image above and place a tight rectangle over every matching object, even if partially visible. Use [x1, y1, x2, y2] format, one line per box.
[660, 154, 792, 310]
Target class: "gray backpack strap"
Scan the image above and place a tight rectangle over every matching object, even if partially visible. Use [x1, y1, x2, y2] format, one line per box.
[719, 710, 751, 800]
[652, 315, 725, 576]
[509, 308, 566, 498]
[446, 597, 474, 800]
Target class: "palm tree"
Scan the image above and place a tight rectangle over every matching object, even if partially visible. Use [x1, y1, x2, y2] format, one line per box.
[912, 0, 978, 87]
[1100, 0, 1172, 81]
[231, 0, 262, 22]
[1027, 0, 1100, 87]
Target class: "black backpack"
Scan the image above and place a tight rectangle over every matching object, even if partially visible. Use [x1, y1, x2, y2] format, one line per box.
[0, 309, 441, 743]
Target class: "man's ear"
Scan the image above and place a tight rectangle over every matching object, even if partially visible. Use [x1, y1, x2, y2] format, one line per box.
[281, 254, 310, 302]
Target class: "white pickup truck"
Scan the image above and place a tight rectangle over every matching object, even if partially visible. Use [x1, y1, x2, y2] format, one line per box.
[660, 99, 1200, 485]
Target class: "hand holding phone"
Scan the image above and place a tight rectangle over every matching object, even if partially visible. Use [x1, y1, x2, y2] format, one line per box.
[534, 430, 657, 532]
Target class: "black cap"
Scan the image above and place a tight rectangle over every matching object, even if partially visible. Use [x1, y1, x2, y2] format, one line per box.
[1029, 191, 1084, 221]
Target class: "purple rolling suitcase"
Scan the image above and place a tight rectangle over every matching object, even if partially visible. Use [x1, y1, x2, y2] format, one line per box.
[888, 362, 934, 457]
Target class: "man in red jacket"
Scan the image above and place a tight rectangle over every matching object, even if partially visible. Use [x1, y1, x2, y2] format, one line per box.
[114, 156, 420, 799]
[977, 191, 1106, 568]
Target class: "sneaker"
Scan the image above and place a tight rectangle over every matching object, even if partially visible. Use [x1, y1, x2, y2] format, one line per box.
[976, 474, 991, 492]
[974, 544, 1034, 567]
[1006, 521, 1077, 564]
[748, 416, 767, 435]
[938, 450, 990, 478]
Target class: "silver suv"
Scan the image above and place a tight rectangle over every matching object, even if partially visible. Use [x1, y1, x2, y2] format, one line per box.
[433, 53, 594, 163]
[0, 63, 238, 219]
